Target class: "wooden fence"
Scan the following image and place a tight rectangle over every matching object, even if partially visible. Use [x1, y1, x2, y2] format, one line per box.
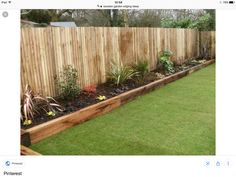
[21, 27, 215, 96]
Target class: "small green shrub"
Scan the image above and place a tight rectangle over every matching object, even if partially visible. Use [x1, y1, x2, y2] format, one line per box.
[159, 50, 175, 74]
[107, 61, 135, 86]
[56, 65, 80, 99]
[132, 60, 149, 79]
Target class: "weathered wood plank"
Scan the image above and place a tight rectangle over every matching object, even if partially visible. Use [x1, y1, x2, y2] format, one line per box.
[21, 145, 41, 155]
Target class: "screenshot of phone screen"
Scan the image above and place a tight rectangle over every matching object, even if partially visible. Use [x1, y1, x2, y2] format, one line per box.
[0, 0, 236, 176]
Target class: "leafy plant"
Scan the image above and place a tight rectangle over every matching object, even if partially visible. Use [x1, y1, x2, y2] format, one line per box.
[21, 85, 36, 123]
[161, 17, 192, 28]
[23, 119, 32, 126]
[97, 95, 106, 101]
[56, 65, 80, 100]
[132, 60, 149, 79]
[189, 13, 215, 31]
[35, 96, 64, 115]
[107, 61, 136, 86]
[159, 50, 175, 74]
[161, 12, 215, 31]
[83, 85, 96, 94]
[47, 111, 56, 116]
[21, 85, 64, 125]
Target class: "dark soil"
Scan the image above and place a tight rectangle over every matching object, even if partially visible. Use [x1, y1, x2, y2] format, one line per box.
[21, 59, 207, 129]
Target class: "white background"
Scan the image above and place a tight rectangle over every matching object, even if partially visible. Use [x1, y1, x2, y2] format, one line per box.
[216, 10, 236, 155]
[0, 9, 20, 156]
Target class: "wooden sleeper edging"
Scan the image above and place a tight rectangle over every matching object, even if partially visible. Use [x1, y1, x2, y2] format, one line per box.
[21, 145, 41, 155]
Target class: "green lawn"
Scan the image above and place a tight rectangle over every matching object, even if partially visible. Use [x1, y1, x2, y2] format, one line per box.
[30, 64, 215, 155]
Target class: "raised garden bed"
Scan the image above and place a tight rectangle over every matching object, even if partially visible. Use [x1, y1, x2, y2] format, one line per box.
[21, 59, 215, 150]
[21, 59, 208, 129]
[21, 72, 158, 129]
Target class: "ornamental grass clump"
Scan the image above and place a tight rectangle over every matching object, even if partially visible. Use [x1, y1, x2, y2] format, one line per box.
[132, 59, 149, 82]
[107, 61, 136, 86]
[132, 60, 148, 78]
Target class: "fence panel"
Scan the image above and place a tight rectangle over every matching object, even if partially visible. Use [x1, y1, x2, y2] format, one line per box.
[21, 27, 215, 96]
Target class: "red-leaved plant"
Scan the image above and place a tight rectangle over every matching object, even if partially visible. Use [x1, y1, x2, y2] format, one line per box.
[21, 85, 64, 125]
[83, 85, 96, 94]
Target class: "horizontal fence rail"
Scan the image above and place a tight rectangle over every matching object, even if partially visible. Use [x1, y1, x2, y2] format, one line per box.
[21, 27, 215, 96]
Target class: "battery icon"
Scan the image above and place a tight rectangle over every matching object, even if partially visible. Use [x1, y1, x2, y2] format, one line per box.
[229, 1, 235, 3]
